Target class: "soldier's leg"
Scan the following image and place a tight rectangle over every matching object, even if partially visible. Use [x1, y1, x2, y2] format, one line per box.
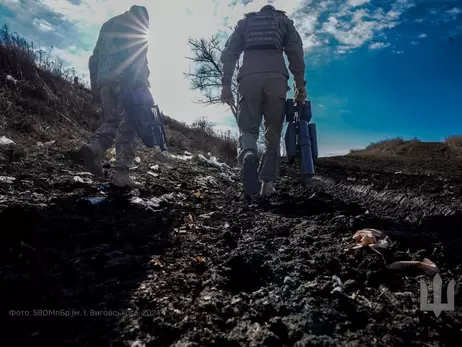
[236, 74, 264, 196]
[89, 83, 122, 150]
[114, 109, 137, 171]
[111, 107, 140, 188]
[236, 74, 264, 163]
[81, 83, 122, 178]
[260, 74, 288, 186]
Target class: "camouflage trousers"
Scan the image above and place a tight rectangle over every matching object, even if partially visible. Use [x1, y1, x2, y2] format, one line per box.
[237, 72, 287, 182]
[89, 82, 137, 170]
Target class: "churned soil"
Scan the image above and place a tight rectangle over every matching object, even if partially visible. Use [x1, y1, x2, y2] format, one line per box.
[1, 145, 461, 347]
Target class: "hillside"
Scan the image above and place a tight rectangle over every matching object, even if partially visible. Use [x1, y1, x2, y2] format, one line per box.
[2, 25, 462, 347]
[0, 25, 237, 166]
[317, 136, 462, 177]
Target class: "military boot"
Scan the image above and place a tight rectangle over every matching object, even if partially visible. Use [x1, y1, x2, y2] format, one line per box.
[260, 181, 276, 197]
[242, 151, 261, 197]
[112, 168, 140, 188]
[81, 143, 104, 179]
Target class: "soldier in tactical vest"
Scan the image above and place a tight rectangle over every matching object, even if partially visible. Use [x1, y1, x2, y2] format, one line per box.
[221, 5, 307, 198]
[80, 5, 150, 188]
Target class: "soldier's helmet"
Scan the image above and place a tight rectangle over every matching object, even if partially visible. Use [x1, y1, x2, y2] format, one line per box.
[260, 5, 276, 12]
[130, 5, 149, 26]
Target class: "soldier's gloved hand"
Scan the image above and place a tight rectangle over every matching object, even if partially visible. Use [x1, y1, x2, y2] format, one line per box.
[220, 85, 234, 106]
[294, 86, 308, 104]
[294, 85, 307, 104]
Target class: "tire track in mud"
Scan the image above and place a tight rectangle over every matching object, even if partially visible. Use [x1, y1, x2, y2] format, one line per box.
[307, 170, 462, 261]
[308, 170, 462, 249]
[311, 174, 461, 219]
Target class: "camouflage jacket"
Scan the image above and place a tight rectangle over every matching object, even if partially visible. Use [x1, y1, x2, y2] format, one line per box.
[89, 11, 150, 92]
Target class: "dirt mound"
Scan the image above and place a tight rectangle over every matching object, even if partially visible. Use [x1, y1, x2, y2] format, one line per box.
[1, 143, 461, 346]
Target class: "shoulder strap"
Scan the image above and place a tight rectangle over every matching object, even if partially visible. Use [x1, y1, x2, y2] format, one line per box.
[244, 11, 257, 18]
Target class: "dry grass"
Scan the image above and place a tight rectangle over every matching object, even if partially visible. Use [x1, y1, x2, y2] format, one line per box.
[349, 136, 420, 155]
[0, 23, 238, 165]
[444, 135, 462, 148]
[364, 136, 406, 151]
[163, 116, 237, 164]
[348, 135, 462, 163]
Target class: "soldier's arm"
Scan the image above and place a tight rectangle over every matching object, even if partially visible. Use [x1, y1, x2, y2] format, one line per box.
[141, 45, 151, 87]
[88, 26, 104, 92]
[283, 19, 306, 87]
[220, 19, 246, 86]
[145, 59, 151, 87]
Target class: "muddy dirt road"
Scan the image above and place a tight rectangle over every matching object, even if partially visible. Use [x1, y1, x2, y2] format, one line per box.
[1, 147, 461, 347]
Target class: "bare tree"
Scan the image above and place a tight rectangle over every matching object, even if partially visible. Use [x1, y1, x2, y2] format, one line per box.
[184, 34, 285, 155]
[184, 35, 239, 118]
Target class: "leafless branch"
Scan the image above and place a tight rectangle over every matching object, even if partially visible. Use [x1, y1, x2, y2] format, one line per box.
[184, 35, 239, 118]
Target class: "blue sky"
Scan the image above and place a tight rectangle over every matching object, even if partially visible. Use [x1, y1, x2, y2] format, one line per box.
[1, 0, 461, 156]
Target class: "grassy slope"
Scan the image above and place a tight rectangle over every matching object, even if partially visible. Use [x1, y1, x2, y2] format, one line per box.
[0, 24, 237, 165]
[315, 136, 462, 177]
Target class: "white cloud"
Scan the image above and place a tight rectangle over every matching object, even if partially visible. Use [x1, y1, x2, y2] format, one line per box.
[418, 33, 427, 38]
[319, 0, 413, 53]
[32, 18, 54, 32]
[393, 50, 404, 54]
[336, 46, 351, 54]
[447, 7, 461, 16]
[293, 12, 319, 48]
[368, 42, 390, 49]
[386, 10, 401, 19]
[40, 0, 119, 27]
[352, 8, 369, 22]
[413, 6, 460, 25]
[410, 40, 418, 45]
[347, 0, 370, 8]
[323, 16, 378, 48]
[302, 35, 323, 50]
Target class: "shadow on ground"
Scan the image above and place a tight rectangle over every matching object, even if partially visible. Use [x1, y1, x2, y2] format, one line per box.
[1, 194, 174, 346]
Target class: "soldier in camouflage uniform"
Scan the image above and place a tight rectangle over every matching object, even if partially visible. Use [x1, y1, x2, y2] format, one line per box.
[220, 5, 307, 198]
[81, 5, 150, 188]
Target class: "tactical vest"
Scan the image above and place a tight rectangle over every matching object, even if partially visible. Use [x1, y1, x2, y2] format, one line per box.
[244, 11, 284, 51]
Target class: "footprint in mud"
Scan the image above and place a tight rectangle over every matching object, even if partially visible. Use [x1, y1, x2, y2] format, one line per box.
[261, 190, 364, 218]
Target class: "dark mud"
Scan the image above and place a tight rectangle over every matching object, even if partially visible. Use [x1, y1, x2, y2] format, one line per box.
[1, 147, 461, 347]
